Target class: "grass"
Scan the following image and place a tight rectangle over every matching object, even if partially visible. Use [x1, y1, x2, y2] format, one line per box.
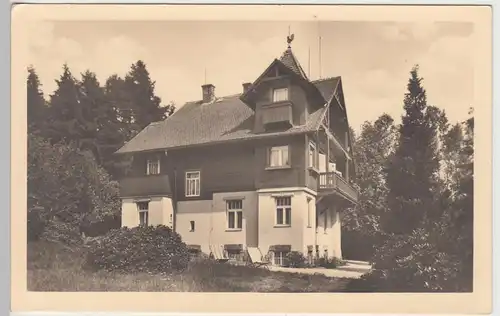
[27, 241, 351, 292]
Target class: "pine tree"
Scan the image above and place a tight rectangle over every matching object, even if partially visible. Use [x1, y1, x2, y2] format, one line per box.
[27, 66, 47, 133]
[124, 60, 175, 132]
[104, 74, 140, 178]
[45, 64, 85, 145]
[384, 65, 442, 235]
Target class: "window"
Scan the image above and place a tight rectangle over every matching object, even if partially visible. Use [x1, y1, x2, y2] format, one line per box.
[273, 87, 288, 102]
[137, 202, 149, 226]
[185, 171, 201, 197]
[189, 221, 195, 232]
[146, 158, 160, 175]
[226, 199, 243, 230]
[275, 196, 292, 226]
[273, 251, 289, 266]
[309, 142, 318, 169]
[269, 146, 290, 168]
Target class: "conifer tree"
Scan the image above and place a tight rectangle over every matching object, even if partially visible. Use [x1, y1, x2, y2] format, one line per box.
[384, 65, 442, 235]
[124, 60, 175, 133]
[27, 66, 47, 132]
[45, 64, 85, 145]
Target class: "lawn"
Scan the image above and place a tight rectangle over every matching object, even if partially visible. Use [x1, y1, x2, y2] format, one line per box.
[27, 241, 351, 292]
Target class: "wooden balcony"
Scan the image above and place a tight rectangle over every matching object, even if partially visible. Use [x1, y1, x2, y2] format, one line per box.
[318, 172, 359, 204]
[119, 174, 172, 198]
[261, 101, 293, 127]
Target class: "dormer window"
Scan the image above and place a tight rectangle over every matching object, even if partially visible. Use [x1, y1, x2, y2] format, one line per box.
[272, 88, 289, 103]
[146, 158, 160, 175]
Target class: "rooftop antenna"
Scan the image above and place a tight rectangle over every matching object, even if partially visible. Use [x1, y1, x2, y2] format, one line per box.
[308, 46, 311, 78]
[318, 19, 322, 79]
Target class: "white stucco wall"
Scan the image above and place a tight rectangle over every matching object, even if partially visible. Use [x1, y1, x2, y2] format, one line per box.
[121, 196, 174, 229]
[331, 208, 342, 258]
[302, 193, 317, 255]
[257, 188, 314, 255]
[315, 205, 342, 259]
[175, 191, 257, 254]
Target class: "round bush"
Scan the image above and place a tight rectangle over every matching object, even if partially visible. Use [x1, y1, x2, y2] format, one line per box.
[84, 225, 190, 274]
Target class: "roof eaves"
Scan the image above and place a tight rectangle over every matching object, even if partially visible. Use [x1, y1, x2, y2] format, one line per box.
[114, 128, 312, 155]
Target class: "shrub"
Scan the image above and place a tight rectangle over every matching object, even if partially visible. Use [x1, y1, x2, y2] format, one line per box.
[286, 251, 307, 268]
[317, 257, 346, 269]
[345, 228, 462, 292]
[27, 134, 122, 242]
[84, 225, 190, 274]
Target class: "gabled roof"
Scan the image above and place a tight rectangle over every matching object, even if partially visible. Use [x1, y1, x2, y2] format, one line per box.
[279, 48, 308, 80]
[115, 44, 345, 155]
[313, 77, 341, 104]
[115, 78, 340, 155]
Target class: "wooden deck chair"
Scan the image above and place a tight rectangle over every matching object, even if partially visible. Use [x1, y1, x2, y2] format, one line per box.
[209, 244, 230, 263]
[246, 247, 271, 269]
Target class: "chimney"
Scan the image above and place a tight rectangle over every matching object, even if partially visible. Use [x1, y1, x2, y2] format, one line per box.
[202, 84, 215, 103]
[242, 82, 252, 93]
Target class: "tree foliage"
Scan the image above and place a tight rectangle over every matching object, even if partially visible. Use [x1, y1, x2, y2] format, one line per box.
[347, 66, 474, 292]
[27, 60, 176, 240]
[384, 66, 443, 235]
[27, 66, 47, 132]
[27, 134, 121, 243]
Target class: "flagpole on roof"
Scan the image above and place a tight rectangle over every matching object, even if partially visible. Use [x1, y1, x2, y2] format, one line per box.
[308, 46, 311, 78]
[318, 19, 322, 80]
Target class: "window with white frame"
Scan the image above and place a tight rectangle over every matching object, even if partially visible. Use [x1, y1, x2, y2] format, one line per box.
[137, 202, 149, 226]
[272, 87, 288, 102]
[226, 199, 243, 230]
[309, 142, 318, 169]
[189, 220, 195, 232]
[185, 171, 201, 197]
[146, 158, 160, 175]
[273, 251, 289, 266]
[275, 196, 292, 226]
[269, 146, 289, 168]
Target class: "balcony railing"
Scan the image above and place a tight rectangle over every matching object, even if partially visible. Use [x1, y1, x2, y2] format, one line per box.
[119, 174, 172, 198]
[261, 101, 293, 126]
[318, 172, 359, 203]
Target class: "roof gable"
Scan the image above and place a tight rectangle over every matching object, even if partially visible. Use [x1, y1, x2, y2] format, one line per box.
[279, 48, 308, 80]
[115, 93, 329, 154]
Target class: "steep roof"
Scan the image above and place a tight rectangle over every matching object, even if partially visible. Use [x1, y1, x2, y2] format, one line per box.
[116, 91, 329, 154]
[313, 77, 341, 104]
[115, 50, 342, 155]
[279, 48, 308, 80]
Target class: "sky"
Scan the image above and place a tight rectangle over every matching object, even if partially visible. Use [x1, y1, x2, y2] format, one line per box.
[26, 20, 474, 132]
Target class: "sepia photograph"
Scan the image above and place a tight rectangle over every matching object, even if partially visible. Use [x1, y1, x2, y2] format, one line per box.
[11, 4, 492, 314]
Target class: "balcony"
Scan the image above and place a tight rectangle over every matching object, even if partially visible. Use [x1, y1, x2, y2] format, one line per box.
[119, 174, 172, 198]
[261, 101, 293, 127]
[318, 172, 359, 204]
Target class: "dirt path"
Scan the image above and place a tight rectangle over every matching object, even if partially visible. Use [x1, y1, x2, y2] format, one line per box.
[267, 260, 372, 279]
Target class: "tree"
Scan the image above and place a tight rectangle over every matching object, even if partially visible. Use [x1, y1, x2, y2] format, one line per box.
[124, 60, 175, 133]
[27, 133, 121, 243]
[103, 74, 136, 178]
[383, 65, 442, 235]
[45, 64, 85, 145]
[342, 114, 396, 260]
[27, 66, 47, 132]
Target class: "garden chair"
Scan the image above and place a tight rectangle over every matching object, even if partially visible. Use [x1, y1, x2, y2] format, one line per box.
[246, 247, 271, 269]
[209, 244, 230, 263]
